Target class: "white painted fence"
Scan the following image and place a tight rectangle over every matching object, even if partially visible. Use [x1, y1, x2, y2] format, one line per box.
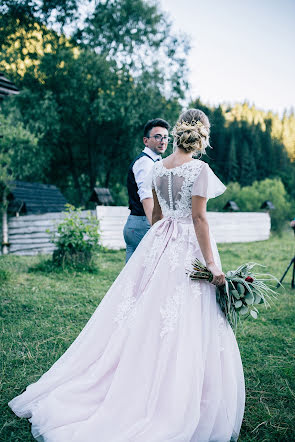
[97, 206, 271, 249]
[96, 206, 130, 250]
[207, 212, 271, 243]
[5, 207, 270, 255]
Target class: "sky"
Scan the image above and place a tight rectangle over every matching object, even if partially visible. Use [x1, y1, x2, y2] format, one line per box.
[160, 0, 295, 115]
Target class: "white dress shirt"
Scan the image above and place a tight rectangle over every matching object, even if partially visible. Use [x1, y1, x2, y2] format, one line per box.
[133, 147, 161, 202]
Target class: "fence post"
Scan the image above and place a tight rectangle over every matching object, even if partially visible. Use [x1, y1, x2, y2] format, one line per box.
[1, 192, 9, 255]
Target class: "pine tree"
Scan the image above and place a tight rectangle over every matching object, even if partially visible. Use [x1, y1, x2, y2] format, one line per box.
[210, 106, 227, 178]
[240, 140, 257, 186]
[225, 135, 239, 182]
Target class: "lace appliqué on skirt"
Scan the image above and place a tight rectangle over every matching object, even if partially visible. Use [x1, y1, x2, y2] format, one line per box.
[168, 234, 187, 271]
[114, 278, 137, 327]
[160, 282, 186, 338]
[190, 280, 202, 300]
[217, 311, 228, 352]
[144, 232, 166, 268]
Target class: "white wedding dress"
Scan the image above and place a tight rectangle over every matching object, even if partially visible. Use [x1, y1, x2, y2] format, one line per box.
[9, 159, 245, 442]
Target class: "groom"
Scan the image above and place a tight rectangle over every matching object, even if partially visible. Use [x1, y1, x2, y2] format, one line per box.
[123, 118, 170, 262]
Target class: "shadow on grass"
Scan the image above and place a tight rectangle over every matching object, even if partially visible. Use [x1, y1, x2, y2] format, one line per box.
[28, 256, 100, 275]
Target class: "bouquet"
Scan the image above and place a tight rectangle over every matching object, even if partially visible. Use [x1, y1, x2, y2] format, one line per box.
[188, 259, 279, 332]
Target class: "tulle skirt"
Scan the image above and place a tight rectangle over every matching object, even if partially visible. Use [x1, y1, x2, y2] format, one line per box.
[9, 216, 245, 441]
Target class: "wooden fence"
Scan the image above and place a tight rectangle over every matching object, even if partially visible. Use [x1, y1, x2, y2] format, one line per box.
[6, 211, 95, 255]
[4, 207, 271, 255]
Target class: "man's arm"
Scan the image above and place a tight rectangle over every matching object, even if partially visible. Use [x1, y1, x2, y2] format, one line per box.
[142, 198, 153, 225]
[133, 157, 154, 224]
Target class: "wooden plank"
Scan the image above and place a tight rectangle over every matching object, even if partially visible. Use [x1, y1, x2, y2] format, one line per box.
[8, 210, 95, 226]
[9, 221, 55, 228]
[9, 242, 56, 251]
[9, 232, 52, 240]
[8, 218, 91, 229]
[8, 238, 52, 245]
[9, 210, 95, 222]
[10, 248, 55, 255]
[9, 227, 55, 235]
[96, 206, 130, 216]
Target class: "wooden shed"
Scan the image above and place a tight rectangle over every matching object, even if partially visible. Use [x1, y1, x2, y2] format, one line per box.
[0, 72, 20, 100]
[4, 182, 68, 255]
[7, 181, 68, 216]
[89, 187, 114, 206]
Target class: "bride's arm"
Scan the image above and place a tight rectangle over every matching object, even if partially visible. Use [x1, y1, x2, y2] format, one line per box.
[192, 195, 225, 286]
[151, 189, 163, 225]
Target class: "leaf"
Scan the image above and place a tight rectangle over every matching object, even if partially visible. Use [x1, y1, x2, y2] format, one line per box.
[250, 310, 258, 319]
[239, 305, 249, 315]
[245, 292, 254, 305]
[237, 283, 245, 295]
[231, 289, 240, 299]
[234, 300, 243, 308]
[254, 293, 262, 304]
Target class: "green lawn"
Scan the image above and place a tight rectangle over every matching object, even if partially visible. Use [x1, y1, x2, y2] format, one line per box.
[1, 231, 295, 441]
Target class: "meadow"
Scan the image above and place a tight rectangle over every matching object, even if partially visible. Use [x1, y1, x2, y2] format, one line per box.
[1, 231, 294, 441]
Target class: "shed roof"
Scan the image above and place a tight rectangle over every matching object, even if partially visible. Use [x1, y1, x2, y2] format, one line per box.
[90, 187, 114, 205]
[7, 181, 68, 215]
[0, 73, 20, 100]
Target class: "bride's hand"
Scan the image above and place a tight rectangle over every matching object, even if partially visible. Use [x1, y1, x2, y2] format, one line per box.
[206, 262, 225, 286]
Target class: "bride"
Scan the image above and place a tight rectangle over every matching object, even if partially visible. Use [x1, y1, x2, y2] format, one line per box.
[9, 109, 245, 441]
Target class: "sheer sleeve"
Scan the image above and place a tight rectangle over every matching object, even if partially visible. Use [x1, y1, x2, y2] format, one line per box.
[192, 163, 226, 199]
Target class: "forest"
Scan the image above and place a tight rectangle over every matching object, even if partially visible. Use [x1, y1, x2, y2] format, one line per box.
[1, 0, 295, 214]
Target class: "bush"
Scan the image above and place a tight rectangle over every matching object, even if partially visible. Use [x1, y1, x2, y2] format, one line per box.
[49, 205, 100, 270]
[207, 178, 293, 233]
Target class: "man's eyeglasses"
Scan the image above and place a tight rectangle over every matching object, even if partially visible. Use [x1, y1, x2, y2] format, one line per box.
[148, 135, 171, 143]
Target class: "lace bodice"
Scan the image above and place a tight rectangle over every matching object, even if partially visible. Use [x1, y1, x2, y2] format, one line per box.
[152, 159, 226, 219]
[152, 160, 202, 219]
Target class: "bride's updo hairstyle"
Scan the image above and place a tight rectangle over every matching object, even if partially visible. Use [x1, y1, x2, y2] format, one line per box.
[172, 108, 211, 155]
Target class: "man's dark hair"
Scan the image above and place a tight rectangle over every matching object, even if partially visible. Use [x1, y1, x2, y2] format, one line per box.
[143, 118, 170, 138]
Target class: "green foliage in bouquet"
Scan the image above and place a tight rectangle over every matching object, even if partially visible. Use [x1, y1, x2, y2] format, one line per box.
[189, 259, 279, 332]
[48, 205, 100, 271]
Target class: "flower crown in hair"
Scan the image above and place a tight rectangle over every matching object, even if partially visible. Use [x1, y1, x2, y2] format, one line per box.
[172, 119, 208, 138]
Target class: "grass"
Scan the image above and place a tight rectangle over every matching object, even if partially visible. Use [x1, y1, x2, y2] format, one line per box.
[1, 231, 295, 441]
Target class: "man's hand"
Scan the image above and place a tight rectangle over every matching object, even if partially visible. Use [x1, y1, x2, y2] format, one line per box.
[142, 198, 153, 225]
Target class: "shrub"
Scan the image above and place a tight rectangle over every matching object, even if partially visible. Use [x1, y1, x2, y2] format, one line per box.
[49, 205, 100, 270]
[207, 178, 293, 233]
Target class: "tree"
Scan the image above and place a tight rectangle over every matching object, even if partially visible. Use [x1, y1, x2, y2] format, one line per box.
[77, 0, 168, 57]
[281, 111, 295, 161]
[1, 0, 190, 206]
[1, 0, 189, 206]
[3, 40, 182, 206]
[239, 140, 256, 186]
[0, 113, 41, 187]
[208, 106, 227, 179]
[225, 135, 239, 183]
[0, 0, 80, 46]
